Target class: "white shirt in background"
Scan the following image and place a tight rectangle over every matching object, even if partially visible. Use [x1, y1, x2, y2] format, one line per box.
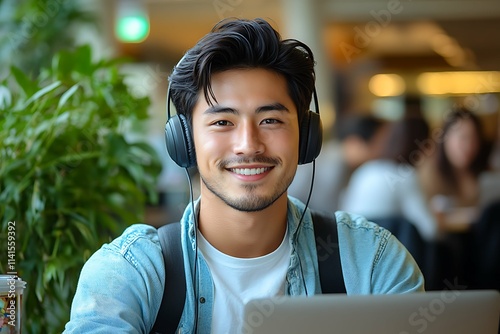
[341, 159, 439, 241]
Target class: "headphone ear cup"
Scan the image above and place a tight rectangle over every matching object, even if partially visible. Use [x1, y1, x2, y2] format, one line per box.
[298, 110, 323, 165]
[165, 114, 197, 168]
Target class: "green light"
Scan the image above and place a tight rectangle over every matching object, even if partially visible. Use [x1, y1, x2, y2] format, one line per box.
[116, 15, 149, 43]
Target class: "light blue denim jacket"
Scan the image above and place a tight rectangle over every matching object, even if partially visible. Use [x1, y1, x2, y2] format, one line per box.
[64, 197, 424, 334]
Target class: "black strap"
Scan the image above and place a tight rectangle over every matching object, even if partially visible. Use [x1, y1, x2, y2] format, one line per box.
[151, 210, 345, 333]
[150, 222, 185, 334]
[311, 210, 346, 294]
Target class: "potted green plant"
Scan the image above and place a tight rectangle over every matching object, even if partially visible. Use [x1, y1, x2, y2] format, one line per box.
[0, 44, 162, 333]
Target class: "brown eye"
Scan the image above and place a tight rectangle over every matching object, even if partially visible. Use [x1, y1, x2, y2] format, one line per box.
[262, 119, 281, 125]
[214, 120, 231, 126]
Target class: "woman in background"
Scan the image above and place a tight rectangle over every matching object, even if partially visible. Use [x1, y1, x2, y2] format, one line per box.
[417, 108, 494, 289]
[418, 107, 490, 228]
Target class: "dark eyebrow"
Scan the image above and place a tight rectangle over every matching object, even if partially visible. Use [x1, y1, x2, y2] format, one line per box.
[203, 105, 237, 115]
[256, 103, 290, 113]
[203, 103, 289, 115]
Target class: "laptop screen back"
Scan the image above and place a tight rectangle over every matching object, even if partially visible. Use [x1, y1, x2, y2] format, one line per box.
[243, 290, 500, 334]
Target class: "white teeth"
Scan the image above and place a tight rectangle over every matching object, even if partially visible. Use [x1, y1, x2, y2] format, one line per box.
[231, 167, 269, 175]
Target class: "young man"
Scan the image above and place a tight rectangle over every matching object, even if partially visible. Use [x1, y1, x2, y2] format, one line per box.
[64, 18, 424, 334]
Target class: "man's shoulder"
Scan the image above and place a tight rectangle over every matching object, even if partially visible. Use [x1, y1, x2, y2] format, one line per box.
[333, 211, 425, 293]
[334, 211, 391, 240]
[334, 211, 382, 229]
[104, 223, 160, 254]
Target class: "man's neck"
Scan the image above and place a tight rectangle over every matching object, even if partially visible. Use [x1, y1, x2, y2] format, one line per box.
[197, 193, 288, 258]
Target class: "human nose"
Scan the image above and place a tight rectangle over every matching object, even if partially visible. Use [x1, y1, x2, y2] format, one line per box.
[233, 122, 265, 156]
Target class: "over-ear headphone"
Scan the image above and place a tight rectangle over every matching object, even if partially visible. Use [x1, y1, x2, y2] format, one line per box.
[165, 69, 323, 168]
[298, 88, 323, 165]
[165, 86, 197, 168]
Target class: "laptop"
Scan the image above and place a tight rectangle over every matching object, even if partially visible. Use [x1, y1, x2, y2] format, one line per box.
[243, 290, 500, 334]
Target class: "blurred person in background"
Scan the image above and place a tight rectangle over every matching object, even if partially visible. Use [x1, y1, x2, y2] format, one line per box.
[288, 114, 388, 213]
[417, 107, 496, 289]
[418, 107, 491, 230]
[340, 115, 443, 242]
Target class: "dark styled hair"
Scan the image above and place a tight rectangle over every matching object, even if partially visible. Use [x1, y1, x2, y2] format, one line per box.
[336, 114, 385, 142]
[381, 116, 430, 167]
[168, 18, 316, 125]
[437, 107, 489, 185]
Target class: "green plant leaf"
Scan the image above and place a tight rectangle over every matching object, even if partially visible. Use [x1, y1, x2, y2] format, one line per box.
[10, 66, 37, 96]
[22, 80, 62, 108]
[74, 45, 93, 75]
[58, 84, 80, 109]
[0, 85, 13, 109]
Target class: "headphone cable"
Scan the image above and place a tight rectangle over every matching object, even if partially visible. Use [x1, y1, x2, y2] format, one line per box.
[184, 168, 199, 333]
[295, 159, 316, 296]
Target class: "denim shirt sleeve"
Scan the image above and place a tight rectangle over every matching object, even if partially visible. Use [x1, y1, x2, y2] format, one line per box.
[63, 224, 165, 334]
[336, 211, 425, 295]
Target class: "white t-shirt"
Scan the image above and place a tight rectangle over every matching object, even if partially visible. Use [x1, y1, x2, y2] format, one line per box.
[198, 228, 291, 334]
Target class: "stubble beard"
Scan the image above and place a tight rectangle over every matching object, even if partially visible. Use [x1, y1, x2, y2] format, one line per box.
[200, 158, 294, 212]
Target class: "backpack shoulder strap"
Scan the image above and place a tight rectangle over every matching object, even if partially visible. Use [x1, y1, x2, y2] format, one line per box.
[311, 210, 346, 294]
[151, 222, 185, 334]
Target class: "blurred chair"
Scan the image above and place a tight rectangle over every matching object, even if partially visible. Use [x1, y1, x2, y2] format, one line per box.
[466, 200, 500, 291]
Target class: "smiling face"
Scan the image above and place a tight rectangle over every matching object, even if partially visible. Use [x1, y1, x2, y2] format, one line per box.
[191, 68, 300, 212]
